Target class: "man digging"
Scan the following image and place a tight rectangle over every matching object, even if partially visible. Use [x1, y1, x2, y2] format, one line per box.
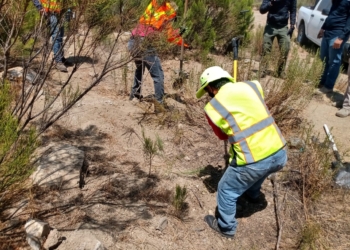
[196, 66, 288, 238]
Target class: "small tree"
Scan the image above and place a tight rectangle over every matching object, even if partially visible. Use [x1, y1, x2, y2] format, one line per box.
[142, 129, 164, 176]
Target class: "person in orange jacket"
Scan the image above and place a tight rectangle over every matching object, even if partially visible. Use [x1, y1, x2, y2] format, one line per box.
[128, 0, 188, 113]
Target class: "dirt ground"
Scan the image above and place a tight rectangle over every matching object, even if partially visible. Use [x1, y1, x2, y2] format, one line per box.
[3, 9, 350, 250]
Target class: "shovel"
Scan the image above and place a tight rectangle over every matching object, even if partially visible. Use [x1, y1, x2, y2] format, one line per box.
[323, 124, 350, 188]
[172, 0, 188, 89]
[223, 36, 242, 169]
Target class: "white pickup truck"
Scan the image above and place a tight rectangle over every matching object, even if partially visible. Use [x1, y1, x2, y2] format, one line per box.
[296, 0, 350, 63]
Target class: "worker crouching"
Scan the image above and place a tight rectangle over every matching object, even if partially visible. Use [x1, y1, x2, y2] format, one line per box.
[196, 66, 288, 238]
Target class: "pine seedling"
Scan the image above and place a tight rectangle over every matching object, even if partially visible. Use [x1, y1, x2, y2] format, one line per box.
[141, 129, 164, 176]
[172, 184, 188, 218]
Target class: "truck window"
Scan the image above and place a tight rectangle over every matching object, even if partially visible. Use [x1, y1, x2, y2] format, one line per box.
[317, 0, 332, 12]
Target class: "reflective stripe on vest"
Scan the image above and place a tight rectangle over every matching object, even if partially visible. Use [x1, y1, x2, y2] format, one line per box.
[210, 96, 275, 143]
[40, 0, 61, 12]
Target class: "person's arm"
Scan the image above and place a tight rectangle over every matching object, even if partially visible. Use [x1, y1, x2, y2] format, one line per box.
[333, 2, 350, 48]
[289, 0, 297, 27]
[32, 0, 43, 11]
[338, 7, 350, 40]
[205, 114, 228, 140]
[260, 0, 272, 14]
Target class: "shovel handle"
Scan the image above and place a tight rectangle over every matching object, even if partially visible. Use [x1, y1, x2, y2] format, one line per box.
[231, 36, 243, 82]
[180, 0, 188, 72]
[323, 124, 342, 162]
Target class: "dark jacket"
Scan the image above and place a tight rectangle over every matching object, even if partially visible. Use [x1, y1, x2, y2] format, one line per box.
[260, 0, 297, 28]
[321, 0, 350, 40]
[32, 0, 43, 11]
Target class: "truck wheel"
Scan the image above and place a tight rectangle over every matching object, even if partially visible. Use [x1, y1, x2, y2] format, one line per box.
[297, 22, 308, 46]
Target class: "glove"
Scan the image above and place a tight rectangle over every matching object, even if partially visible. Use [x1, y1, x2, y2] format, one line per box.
[287, 27, 295, 38]
[179, 26, 187, 36]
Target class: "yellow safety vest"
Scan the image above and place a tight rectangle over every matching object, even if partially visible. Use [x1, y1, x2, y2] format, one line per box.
[40, 0, 77, 12]
[205, 81, 286, 165]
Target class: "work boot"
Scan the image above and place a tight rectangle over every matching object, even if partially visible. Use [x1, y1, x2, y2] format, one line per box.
[55, 62, 68, 72]
[204, 215, 234, 238]
[336, 108, 350, 118]
[332, 100, 343, 108]
[129, 93, 143, 101]
[314, 86, 333, 95]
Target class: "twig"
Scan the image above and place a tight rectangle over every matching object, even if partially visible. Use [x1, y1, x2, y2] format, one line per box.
[270, 174, 286, 250]
[276, 191, 287, 250]
[190, 189, 203, 209]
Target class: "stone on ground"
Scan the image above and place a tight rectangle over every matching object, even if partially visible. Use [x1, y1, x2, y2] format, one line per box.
[31, 143, 85, 188]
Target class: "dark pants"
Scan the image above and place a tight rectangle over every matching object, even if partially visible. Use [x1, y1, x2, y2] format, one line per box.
[128, 38, 164, 103]
[261, 24, 290, 76]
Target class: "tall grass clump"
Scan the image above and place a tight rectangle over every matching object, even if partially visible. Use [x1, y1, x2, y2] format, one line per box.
[264, 48, 323, 131]
[298, 220, 322, 250]
[290, 126, 334, 203]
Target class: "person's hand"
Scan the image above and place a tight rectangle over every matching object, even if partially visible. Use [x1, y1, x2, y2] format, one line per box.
[333, 38, 343, 49]
[317, 29, 324, 39]
[39, 8, 47, 16]
[179, 26, 187, 36]
[287, 25, 295, 37]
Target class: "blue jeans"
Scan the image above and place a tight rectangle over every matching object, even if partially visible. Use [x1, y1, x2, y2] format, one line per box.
[319, 36, 346, 90]
[49, 14, 64, 63]
[128, 38, 164, 103]
[217, 148, 287, 235]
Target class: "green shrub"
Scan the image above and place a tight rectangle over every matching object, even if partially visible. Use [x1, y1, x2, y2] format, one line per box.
[0, 83, 37, 198]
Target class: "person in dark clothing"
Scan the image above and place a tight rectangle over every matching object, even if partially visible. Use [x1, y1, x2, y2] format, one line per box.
[316, 0, 350, 95]
[259, 0, 297, 78]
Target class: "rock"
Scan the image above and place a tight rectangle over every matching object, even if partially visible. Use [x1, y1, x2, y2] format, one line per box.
[184, 156, 191, 161]
[194, 227, 205, 232]
[243, 59, 251, 64]
[289, 137, 306, 149]
[30, 143, 85, 188]
[156, 217, 168, 231]
[197, 151, 204, 157]
[1, 67, 38, 84]
[89, 71, 98, 78]
[45, 230, 108, 250]
[43, 228, 60, 250]
[94, 241, 105, 250]
[25, 219, 50, 250]
[26, 235, 41, 250]
[25, 219, 50, 239]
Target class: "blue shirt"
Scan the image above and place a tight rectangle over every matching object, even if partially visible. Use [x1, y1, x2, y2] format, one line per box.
[322, 0, 350, 40]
